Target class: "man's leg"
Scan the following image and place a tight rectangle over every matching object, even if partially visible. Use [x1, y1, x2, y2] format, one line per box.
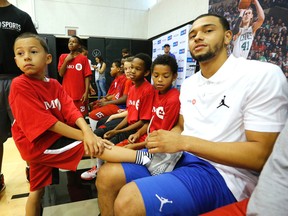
[114, 182, 146, 216]
[96, 163, 127, 216]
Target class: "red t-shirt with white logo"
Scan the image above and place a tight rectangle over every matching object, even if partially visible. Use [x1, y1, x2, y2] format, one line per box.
[126, 80, 155, 125]
[9, 74, 82, 161]
[58, 54, 92, 100]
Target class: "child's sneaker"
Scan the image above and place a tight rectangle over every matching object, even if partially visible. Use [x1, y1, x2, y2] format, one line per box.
[146, 152, 183, 176]
[0, 173, 6, 193]
[81, 166, 98, 180]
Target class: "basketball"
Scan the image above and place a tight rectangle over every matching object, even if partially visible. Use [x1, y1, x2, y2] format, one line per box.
[238, 0, 252, 9]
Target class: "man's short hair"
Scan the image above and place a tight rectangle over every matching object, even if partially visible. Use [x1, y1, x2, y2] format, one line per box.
[164, 44, 170, 48]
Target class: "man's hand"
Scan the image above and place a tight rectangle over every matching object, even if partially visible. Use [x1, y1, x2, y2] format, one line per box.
[146, 130, 182, 154]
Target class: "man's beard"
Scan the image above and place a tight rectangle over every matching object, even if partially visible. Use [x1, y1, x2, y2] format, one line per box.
[191, 50, 217, 62]
[190, 39, 224, 62]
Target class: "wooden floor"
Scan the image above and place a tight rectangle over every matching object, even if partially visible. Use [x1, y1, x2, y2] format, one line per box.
[0, 138, 100, 216]
[0, 138, 29, 216]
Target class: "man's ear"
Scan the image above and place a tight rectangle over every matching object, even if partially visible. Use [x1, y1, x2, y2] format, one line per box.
[224, 30, 233, 45]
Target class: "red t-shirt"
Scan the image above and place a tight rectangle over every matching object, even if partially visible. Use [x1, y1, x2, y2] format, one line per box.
[9, 74, 82, 161]
[126, 80, 155, 125]
[58, 54, 92, 100]
[110, 74, 127, 100]
[123, 79, 133, 95]
[149, 88, 180, 132]
[140, 88, 180, 141]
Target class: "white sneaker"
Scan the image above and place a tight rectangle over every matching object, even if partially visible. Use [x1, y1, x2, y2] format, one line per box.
[81, 166, 98, 180]
[146, 152, 183, 176]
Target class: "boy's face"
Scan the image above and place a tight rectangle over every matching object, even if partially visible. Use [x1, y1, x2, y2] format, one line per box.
[130, 58, 148, 83]
[152, 64, 176, 94]
[14, 38, 52, 80]
[110, 62, 120, 77]
[123, 61, 132, 79]
[68, 37, 80, 52]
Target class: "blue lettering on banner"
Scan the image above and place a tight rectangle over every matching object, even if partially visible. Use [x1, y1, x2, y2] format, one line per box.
[168, 35, 172, 40]
[157, 40, 161, 44]
[187, 57, 193, 62]
[153, 48, 156, 53]
[180, 29, 187, 36]
[173, 41, 178, 47]
[179, 49, 185, 54]
[178, 67, 184, 72]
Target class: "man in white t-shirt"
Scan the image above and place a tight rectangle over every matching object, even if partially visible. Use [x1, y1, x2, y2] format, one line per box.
[96, 14, 288, 216]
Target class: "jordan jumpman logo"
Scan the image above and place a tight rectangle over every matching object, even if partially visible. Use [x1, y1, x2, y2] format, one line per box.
[217, 95, 229, 108]
[155, 194, 173, 212]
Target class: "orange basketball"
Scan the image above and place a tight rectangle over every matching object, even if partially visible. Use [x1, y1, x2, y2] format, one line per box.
[238, 0, 252, 9]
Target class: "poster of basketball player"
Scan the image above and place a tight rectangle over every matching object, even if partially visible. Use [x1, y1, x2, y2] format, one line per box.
[209, 0, 288, 77]
[232, 0, 264, 58]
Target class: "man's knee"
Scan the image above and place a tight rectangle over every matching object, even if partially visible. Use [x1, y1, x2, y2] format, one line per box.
[114, 182, 146, 216]
[96, 163, 126, 190]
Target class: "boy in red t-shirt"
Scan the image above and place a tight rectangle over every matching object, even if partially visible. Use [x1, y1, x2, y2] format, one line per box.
[58, 35, 92, 116]
[103, 53, 155, 144]
[10, 33, 155, 216]
[88, 59, 128, 130]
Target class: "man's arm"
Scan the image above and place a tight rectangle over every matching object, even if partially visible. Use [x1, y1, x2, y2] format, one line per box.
[147, 115, 278, 172]
[232, 10, 244, 35]
[252, 0, 265, 34]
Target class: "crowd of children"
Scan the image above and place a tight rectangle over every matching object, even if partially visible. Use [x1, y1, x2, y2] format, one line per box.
[8, 31, 183, 215]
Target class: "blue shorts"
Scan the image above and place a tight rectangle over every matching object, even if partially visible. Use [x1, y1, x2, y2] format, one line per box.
[122, 152, 236, 216]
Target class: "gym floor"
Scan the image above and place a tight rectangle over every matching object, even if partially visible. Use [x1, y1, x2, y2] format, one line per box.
[0, 138, 100, 216]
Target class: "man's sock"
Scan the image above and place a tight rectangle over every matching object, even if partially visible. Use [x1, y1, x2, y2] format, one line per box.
[135, 151, 153, 165]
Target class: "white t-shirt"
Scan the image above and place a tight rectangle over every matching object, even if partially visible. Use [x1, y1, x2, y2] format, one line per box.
[180, 55, 288, 200]
[95, 63, 101, 81]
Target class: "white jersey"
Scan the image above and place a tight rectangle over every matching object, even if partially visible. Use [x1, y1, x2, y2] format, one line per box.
[180, 55, 288, 200]
[232, 26, 254, 58]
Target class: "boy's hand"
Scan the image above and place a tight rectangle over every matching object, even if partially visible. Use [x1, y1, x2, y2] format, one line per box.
[104, 130, 117, 139]
[128, 133, 140, 143]
[65, 53, 74, 62]
[81, 91, 89, 102]
[83, 130, 99, 156]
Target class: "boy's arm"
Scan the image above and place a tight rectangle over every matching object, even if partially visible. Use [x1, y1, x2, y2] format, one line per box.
[48, 118, 109, 156]
[58, 54, 74, 77]
[117, 119, 147, 134]
[112, 116, 128, 130]
[106, 111, 128, 123]
[102, 94, 127, 106]
[128, 123, 148, 143]
[81, 76, 90, 102]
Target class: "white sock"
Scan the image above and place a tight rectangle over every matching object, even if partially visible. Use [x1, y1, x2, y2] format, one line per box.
[135, 151, 153, 165]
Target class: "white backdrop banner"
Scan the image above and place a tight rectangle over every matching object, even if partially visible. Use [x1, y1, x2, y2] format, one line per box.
[152, 24, 197, 90]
